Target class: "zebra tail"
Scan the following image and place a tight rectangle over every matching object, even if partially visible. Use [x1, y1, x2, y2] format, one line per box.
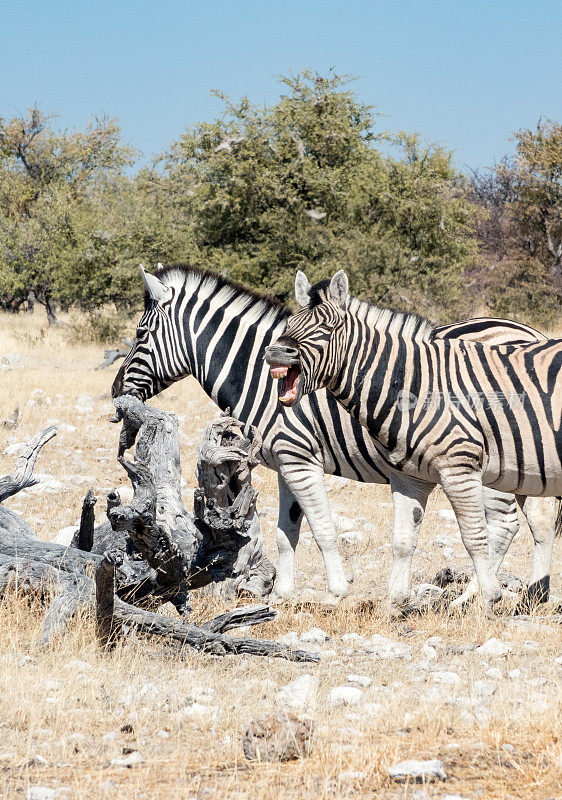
[556, 498, 562, 538]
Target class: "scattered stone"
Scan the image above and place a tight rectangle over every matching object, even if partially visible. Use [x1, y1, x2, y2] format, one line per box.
[179, 702, 218, 722]
[416, 583, 445, 601]
[27, 789, 56, 800]
[364, 634, 412, 661]
[276, 674, 318, 709]
[300, 627, 329, 644]
[412, 792, 431, 800]
[328, 686, 364, 708]
[433, 671, 461, 685]
[341, 632, 364, 644]
[2, 442, 26, 456]
[110, 751, 145, 767]
[441, 795, 471, 800]
[338, 530, 364, 544]
[388, 758, 446, 782]
[25, 754, 50, 767]
[243, 712, 313, 762]
[438, 509, 457, 522]
[332, 514, 356, 533]
[477, 638, 512, 656]
[278, 631, 301, 647]
[98, 781, 117, 793]
[53, 526, 78, 546]
[339, 770, 366, 782]
[508, 668, 522, 679]
[347, 674, 372, 687]
[485, 667, 502, 680]
[2, 353, 22, 366]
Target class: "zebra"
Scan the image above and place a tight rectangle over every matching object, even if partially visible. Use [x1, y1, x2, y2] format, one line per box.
[111, 263, 557, 609]
[265, 269, 562, 613]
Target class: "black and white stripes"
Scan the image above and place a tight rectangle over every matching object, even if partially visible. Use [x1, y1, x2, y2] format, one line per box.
[267, 269, 562, 610]
[112, 263, 556, 607]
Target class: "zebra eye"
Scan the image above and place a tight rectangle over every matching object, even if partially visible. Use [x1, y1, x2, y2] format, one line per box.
[136, 325, 149, 337]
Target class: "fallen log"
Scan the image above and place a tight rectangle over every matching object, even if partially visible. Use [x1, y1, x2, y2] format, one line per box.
[0, 408, 313, 660]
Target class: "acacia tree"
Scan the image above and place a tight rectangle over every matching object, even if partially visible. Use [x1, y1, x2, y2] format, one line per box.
[507, 119, 562, 282]
[163, 71, 479, 318]
[0, 108, 139, 322]
[469, 120, 562, 328]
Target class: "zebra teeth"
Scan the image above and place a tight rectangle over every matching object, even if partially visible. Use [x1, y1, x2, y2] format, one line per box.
[270, 366, 289, 380]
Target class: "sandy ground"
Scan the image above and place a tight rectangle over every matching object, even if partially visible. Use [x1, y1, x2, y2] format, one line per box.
[0, 312, 560, 800]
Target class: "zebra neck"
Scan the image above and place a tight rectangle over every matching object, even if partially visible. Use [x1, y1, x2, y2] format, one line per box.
[186, 294, 287, 424]
[329, 327, 419, 451]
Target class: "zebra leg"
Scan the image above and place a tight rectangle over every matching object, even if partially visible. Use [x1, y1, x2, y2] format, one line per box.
[456, 488, 521, 606]
[279, 467, 350, 597]
[388, 474, 433, 611]
[272, 475, 304, 599]
[440, 469, 502, 615]
[515, 495, 556, 611]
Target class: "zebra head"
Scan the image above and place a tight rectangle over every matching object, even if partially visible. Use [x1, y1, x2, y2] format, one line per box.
[112, 265, 187, 401]
[265, 269, 349, 407]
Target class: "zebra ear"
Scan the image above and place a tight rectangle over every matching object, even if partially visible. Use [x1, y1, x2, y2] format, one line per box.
[140, 264, 172, 303]
[329, 270, 349, 308]
[295, 270, 312, 307]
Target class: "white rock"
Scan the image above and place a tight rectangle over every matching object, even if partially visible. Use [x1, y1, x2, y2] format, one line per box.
[276, 674, 318, 709]
[300, 626, 329, 644]
[388, 758, 446, 782]
[477, 637, 512, 656]
[347, 674, 372, 687]
[413, 792, 431, 800]
[422, 643, 438, 661]
[474, 680, 496, 703]
[2, 353, 22, 366]
[416, 583, 445, 601]
[364, 634, 412, 661]
[53, 527, 78, 546]
[438, 509, 457, 522]
[64, 659, 92, 672]
[339, 770, 366, 781]
[116, 486, 134, 504]
[278, 632, 301, 647]
[508, 669, 522, 679]
[338, 531, 364, 544]
[111, 751, 145, 767]
[328, 686, 364, 708]
[2, 442, 26, 456]
[180, 702, 218, 722]
[341, 632, 364, 644]
[332, 514, 356, 533]
[27, 789, 56, 800]
[485, 667, 502, 680]
[433, 671, 460, 685]
[27, 475, 66, 495]
[441, 795, 471, 800]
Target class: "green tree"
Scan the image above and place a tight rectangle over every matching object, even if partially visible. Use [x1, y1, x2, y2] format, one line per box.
[0, 107, 139, 321]
[507, 119, 562, 281]
[163, 71, 479, 317]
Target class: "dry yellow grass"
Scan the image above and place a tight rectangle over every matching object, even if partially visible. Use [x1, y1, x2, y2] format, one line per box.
[0, 312, 560, 800]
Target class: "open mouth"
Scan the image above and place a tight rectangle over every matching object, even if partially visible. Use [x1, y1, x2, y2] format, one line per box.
[269, 364, 302, 406]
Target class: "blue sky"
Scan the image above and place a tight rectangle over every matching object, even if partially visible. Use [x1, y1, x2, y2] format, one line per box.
[2, 0, 560, 171]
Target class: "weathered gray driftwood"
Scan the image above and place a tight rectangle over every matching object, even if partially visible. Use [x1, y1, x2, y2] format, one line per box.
[0, 412, 313, 660]
[94, 338, 133, 371]
[110, 395, 275, 599]
[92, 549, 317, 661]
[0, 426, 57, 501]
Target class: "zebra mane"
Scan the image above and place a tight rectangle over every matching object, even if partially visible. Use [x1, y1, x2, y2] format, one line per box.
[308, 279, 436, 343]
[151, 263, 289, 322]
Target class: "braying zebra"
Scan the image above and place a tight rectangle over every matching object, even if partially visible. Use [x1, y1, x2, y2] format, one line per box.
[265, 269, 562, 613]
[111, 264, 557, 609]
